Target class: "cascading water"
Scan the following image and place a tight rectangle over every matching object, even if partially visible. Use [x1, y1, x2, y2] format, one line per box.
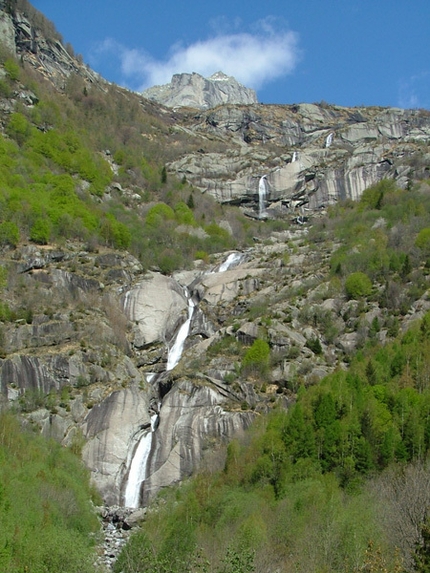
[166, 293, 195, 372]
[258, 176, 267, 218]
[124, 292, 195, 506]
[124, 414, 158, 508]
[218, 252, 242, 273]
[123, 252, 243, 507]
[292, 151, 298, 162]
[325, 132, 333, 148]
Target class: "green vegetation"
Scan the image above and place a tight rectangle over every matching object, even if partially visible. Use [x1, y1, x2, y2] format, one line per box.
[0, 50, 265, 273]
[116, 311, 430, 572]
[242, 338, 270, 378]
[2, 10, 430, 573]
[319, 179, 430, 314]
[0, 412, 99, 572]
[345, 271, 373, 299]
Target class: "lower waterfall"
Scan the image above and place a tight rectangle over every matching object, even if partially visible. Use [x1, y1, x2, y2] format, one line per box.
[124, 414, 158, 508]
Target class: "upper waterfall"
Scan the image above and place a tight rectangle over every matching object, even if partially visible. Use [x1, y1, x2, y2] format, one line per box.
[258, 176, 267, 219]
[166, 293, 195, 371]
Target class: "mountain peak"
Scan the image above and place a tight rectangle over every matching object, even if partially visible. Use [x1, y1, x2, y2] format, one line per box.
[142, 71, 257, 109]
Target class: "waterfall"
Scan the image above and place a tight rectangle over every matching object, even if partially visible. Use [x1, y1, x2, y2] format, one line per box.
[124, 414, 158, 508]
[292, 151, 298, 162]
[123, 250, 243, 507]
[258, 176, 267, 218]
[123, 292, 195, 506]
[166, 293, 195, 371]
[218, 252, 242, 272]
[325, 133, 333, 148]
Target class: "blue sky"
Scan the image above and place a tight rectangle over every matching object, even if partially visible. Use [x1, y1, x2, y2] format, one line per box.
[31, 0, 430, 109]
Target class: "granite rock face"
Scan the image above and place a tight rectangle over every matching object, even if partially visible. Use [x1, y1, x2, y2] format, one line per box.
[142, 379, 254, 504]
[0, 1, 102, 89]
[82, 386, 150, 506]
[168, 104, 430, 214]
[142, 71, 257, 110]
[123, 272, 189, 349]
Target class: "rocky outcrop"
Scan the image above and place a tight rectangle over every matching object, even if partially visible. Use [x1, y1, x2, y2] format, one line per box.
[123, 272, 189, 349]
[142, 378, 255, 504]
[142, 71, 257, 110]
[168, 104, 430, 214]
[0, 3, 103, 89]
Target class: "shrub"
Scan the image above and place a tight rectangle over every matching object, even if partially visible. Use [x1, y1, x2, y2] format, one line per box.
[174, 201, 196, 226]
[4, 58, 20, 81]
[30, 217, 51, 244]
[306, 336, 323, 355]
[145, 202, 175, 230]
[359, 179, 397, 210]
[415, 228, 430, 254]
[0, 220, 20, 247]
[345, 272, 372, 299]
[7, 112, 31, 145]
[242, 339, 270, 378]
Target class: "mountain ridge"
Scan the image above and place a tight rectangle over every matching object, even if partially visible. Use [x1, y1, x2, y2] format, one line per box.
[142, 70, 258, 109]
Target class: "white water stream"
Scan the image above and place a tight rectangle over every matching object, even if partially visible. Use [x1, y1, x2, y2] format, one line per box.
[218, 252, 242, 272]
[124, 414, 158, 508]
[124, 252, 243, 507]
[325, 132, 333, 148]
[166, 293, 195, 371]
[258, 176, 267, 218]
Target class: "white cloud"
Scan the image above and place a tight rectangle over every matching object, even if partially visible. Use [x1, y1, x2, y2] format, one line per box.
[398, 71, 430, 109]
[93, 21, 300, 92]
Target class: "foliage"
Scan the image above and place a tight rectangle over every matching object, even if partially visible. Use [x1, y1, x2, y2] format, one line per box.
[30, 216, 51, 244]
[116, 310, 430, 572]
[4, 58, 20, 81]
[345, 271, 373, 299]
[0, 221, 19, 247]
[359, 179, 397, 211]
[415, 228, 430, 254]
[0, 412, 99, 572]
[413, 521, 430, 572]
[242, 339, 270, 378]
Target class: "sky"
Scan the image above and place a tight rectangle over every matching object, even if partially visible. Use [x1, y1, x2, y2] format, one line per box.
[31, 0, 430, 109]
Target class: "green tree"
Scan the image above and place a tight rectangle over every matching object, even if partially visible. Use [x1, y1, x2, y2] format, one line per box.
[0, 221, 20, 247]
[345, 271, 372, 299]
[30, 217, 51, 244]
[4, 57, 20, 81]
[416, 228, 430, 253]
[7, 112, 31, 145]
[242, 339, 270, 377]
[161, 164, 167, 184]
[413, 521, 430, 572]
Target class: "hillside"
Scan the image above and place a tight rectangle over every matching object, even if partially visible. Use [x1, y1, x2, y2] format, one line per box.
[0, 2, 430, 572]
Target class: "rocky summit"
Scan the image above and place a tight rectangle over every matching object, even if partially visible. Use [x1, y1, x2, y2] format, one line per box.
[142, 71, 258, 109]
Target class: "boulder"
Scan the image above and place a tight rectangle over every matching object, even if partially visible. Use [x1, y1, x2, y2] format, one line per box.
[123, 272, 189, 348]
